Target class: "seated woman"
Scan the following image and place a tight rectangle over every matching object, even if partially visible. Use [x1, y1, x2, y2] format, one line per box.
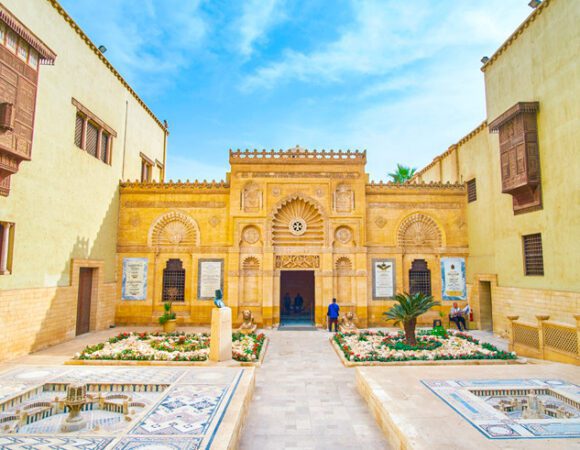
[449, 302, 468, 331]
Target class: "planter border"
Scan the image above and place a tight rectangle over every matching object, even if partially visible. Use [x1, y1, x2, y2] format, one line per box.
[330, 337, 527, 367]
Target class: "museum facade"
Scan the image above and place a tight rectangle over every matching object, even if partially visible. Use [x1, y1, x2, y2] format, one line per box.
[116, 148, 469, 328]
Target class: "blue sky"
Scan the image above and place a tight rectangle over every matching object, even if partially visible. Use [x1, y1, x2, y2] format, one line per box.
[59, 0, 532, 182]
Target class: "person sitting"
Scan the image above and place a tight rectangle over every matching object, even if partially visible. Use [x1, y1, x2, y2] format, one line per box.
[327, 298, 340, 332]
[449, 302, 468, 331]
[294, 293, 304, 313]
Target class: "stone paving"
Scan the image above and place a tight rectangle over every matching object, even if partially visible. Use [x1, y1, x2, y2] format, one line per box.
[239, 329, 390, 450]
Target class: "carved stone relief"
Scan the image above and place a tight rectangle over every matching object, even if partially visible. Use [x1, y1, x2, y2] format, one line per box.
[242, 182, 262, 212]
[209, 216, 221, 227]
[242, 226, 260, 244]
[335, 226, 352, 244]
[275, 255, 320, 269]
[334, 184, 353, 212]
[374, 216, 387, 228]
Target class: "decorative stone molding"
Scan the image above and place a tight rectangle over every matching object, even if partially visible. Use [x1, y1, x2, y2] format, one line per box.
[148, 211, 200, 248]
[374, 216, 387, 228]
[242, 182, 262, 212]
[271, 195, 325, 246]
[334, 184, 354, 213]
[230, 147, 366, 164]
[120, 180, 229, 191]
[242, 256, 260, 270]
[275, 255, 320, 269]
[209, 216, 221, 228]
[335, 256, 353, 270]
[335, 226, 353, 244]
[124, 200, 226, 208]
[242, 226, 260, 244]
[397, 213, 442, 248]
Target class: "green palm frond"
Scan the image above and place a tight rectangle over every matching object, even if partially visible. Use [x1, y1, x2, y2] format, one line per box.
[383, 292, 439, 323]
[387, 164, 417, 184]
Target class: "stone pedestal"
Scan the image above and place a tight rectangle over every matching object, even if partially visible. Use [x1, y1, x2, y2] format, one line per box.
[210, 307, 232, 362]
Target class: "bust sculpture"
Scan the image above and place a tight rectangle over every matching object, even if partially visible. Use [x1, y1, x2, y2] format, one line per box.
[238, 309, 257, 335]
[213, 289, 225, 308]
[339, 311, 359, 333]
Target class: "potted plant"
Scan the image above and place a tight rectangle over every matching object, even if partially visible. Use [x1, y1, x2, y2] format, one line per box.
[383, 292, 439, 345]
[159, 288, 178, 333]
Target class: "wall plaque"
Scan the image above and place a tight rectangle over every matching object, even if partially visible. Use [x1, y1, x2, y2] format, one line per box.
[441, 257, 466, 300]
[198, 259, 224, 299]
[122, 258, 148, 300]
[372, 258, 395, 299]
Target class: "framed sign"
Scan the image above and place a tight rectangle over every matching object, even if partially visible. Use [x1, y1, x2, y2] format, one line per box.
[198, 259, 224, 299]
[372, 258, 396, 299]
[122, 258, 148, 300]
[441, 257, 467, 300]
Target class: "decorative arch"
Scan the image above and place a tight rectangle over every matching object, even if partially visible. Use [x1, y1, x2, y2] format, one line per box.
[335, 256, 353, 271]
[148, 211, 200, 248]
[270, 194, 325, 246]
[242, 256, 260, 270]
[397, 213, 443, 247]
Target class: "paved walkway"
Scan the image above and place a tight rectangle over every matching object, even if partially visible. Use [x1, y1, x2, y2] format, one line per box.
[239, 330, 390, 450]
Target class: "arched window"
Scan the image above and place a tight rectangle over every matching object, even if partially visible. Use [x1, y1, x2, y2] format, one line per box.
[409, 259, 431, 296]
[162, 259, 185, 301]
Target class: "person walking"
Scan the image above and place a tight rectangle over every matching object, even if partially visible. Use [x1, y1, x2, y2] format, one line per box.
[327, 298, 340, 332]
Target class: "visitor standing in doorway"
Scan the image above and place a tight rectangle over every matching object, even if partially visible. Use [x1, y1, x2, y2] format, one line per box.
[283, 292, 292, 314]
[294, 292, 304, 313]
[327, 298, 340, 332]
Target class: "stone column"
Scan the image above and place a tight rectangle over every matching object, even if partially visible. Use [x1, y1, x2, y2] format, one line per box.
[506, 315, 519, 351]
[536, 314, 550, 358]
[209, 307, 232, 362]
[0, 223, 11, 274]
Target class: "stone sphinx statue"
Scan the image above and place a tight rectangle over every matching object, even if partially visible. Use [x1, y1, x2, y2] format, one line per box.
[339, 311, 359, 333]
[238, 309, 257, 335]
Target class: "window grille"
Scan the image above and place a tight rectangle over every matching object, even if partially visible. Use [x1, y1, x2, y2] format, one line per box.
[100, 132, 109, 163]
[523, 233, 544, 276]
[409, 259, 431, 296]
[85, 122, 98, 157]
[467, 179, 477, 203]
[74, 114, 84, 148]
[162, 259, 185, 301]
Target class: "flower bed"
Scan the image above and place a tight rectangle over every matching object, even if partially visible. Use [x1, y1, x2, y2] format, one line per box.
[334, 330, 517, 363]
[74, 331, 266, 363]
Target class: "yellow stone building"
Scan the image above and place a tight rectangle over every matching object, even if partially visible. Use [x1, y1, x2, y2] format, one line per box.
[413, 0, 579, 342]
[116, 148, 468, 328]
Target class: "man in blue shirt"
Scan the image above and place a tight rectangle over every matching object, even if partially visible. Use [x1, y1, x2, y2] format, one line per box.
[327, 298, 340, 332]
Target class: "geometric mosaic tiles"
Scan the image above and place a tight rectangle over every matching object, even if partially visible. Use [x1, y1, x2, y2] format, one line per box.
[422, 378, 580, 439]
[0, 366, 245, 449]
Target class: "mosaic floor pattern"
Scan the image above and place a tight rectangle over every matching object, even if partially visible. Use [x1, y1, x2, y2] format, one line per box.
[422, 378, 580, 439]
[0, 366, 246, 449]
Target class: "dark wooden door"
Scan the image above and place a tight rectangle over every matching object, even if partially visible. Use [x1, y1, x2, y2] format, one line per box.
[76, 268, 93, 335]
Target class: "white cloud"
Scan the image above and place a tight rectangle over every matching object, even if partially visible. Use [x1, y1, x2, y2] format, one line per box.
[60, 0, 208, 94]
[241, 0, 530, 91]
[237, 0, 286, 58]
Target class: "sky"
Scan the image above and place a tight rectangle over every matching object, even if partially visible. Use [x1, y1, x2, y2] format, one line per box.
[59, 0, 532, 182]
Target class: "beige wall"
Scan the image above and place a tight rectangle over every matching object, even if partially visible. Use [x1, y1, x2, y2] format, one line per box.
[413, 0, 580, 331]
[0, 0, 166, 360]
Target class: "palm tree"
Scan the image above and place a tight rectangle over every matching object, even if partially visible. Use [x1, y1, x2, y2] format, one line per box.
[383, 292, 439, 345]
[388, 164, 416, 184]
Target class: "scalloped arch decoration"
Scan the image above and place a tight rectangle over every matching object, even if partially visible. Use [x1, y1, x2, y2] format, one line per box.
[335, 256, 353, 270]
[148, 211, 200, 247]
[271, 195, 325, 246]
[397, 213, 442, 247]
[242, 256, 260, 270]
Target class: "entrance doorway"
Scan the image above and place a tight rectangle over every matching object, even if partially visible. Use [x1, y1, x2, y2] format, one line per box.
[76, 267, 94, 336]
[280, 270, 315, 326]
[479, 281, 493, 331]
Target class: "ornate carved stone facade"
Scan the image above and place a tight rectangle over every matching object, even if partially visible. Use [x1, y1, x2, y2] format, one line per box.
[117, 148, 468, 328]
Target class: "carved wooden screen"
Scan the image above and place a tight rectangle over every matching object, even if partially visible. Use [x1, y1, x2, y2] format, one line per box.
[74, 114, 84, 148]
[162, 259, 185, 301]
[467, 179, 477, 203]
[409, 259, 431, 296]
[100, 132, 109, 163]
[489, 102, 541, 214]
[523, 233, 544, 276]
[85, 122, 98, 157]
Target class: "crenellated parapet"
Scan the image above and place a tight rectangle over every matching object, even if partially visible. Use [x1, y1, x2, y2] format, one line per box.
[366, 180, 466, 193]
[229, 146, 366, 164]
[120, 179, 230, 193]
